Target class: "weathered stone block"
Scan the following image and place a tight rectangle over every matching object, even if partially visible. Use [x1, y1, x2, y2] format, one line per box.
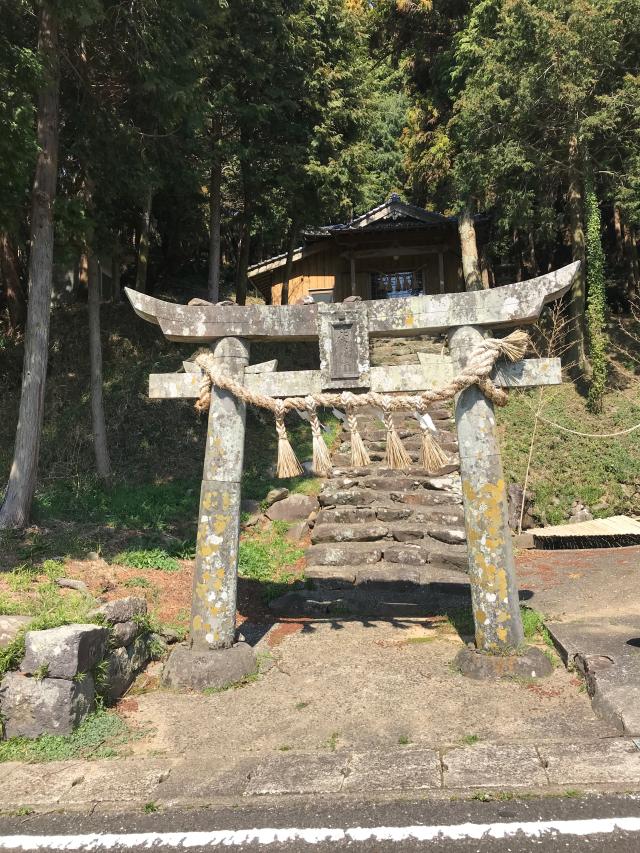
[318, 489, 374, 507]
[0, 672, 95, 738]
[311, 523, 388, 544]
[305, 543, 383, 566]
[92, 596, 147, 625]
[20, 624, 108, 680]
[104, 634, 154, 703]
[265, 494, 318, 522]
[317, 507, 376, 525]
[384, 544, 429, 565]
[428, 527, 466, 545]
[455, 646, 553, 680]
[161, 642, 256, 691]
[391, 526, 426, 543]
[375, 506, 412, 522]
[111, 621, 139, 648]
[0, 615, 31, 649]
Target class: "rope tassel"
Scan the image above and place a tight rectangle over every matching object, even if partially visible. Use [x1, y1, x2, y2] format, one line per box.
[382, 408, 412, 470]
[416, 408, 449, 472]
[306, 398, 332, 476]
[347, 407, 370, 468]
[275, 402, 303, 479]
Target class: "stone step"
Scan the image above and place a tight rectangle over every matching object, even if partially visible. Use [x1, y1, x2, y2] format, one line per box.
[316, 504, 464, 526]
[304, 560, 467, 590]
[325, 472, 461, 493]
[306, 537, 468, 568]
[310, 519, 466, 546]
[328, 464, 460, 480]
[318, 487, 463, 510]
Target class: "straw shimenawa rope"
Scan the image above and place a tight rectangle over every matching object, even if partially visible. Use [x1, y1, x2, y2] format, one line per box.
[194, 329, 529, 477]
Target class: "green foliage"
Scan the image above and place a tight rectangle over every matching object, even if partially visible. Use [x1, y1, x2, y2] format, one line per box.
[0, 709, 130, 763]
[112, 548, 181, 573]
[498, 385, 640, 524]
[585, 177, 608, 413]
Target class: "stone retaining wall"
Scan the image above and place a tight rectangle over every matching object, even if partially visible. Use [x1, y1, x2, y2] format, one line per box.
[0, 596, 165, 740]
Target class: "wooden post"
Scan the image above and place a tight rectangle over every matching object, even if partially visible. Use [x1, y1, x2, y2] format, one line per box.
[438, 253, 445, 293]
[190, 336, 250, 651]
[350, 256, 357, 297]
[449, 325, 524, 652]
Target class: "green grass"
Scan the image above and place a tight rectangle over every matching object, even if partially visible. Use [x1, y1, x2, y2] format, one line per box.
[111, 548, 181, 572]
[398, 734, 410, 746]
[498, 383, 640, 525]
[0, 709, 132, 763]
[462, 734, 479, 746]
[238, 524, 304, 602]
[34, 479, 200, 532]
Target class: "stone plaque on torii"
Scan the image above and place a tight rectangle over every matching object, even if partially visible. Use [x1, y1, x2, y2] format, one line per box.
[126, 261, 579, 686]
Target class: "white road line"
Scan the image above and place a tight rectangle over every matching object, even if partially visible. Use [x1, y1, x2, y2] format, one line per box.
[1, 818, 640, 849]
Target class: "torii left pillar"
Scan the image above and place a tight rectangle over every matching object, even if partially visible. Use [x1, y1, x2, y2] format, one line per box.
[162, 336, 257, 690]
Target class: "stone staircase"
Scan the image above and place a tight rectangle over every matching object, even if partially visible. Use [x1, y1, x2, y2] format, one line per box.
[305, 404, 470, 591]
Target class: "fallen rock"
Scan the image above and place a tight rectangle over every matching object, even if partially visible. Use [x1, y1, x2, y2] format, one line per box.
[20, 624, 109, 680]
[92, 596, 147, 625]
[0, 615, 31, 650]
[240, 499, 261, 515]
[265, 487, 289, 507]
[507, 484, 536, 530]
[284, 521, 308, 543]
[55, 578, 90, 594]
[0, 672, 95, 738]
[266, 494, 318, 522]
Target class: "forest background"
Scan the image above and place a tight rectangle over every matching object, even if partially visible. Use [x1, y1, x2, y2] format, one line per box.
[1, 0, 640, 542]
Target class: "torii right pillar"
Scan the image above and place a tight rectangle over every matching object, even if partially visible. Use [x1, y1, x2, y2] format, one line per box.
[449, 324, 525, 653]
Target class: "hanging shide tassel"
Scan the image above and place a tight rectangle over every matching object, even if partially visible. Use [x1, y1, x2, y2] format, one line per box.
[419, 427, 450, 472]
[305, 398, 332, 476]
[275, 402, 303, 478]
[347, 406, 370, 467]
[415, 408, 449, 472]
[382, 408, 412, 470]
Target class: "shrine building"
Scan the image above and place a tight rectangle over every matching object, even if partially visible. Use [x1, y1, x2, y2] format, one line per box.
[247, 194, 488, 305]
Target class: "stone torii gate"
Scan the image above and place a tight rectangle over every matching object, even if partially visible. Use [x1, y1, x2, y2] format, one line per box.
[126, 261, 579, 688]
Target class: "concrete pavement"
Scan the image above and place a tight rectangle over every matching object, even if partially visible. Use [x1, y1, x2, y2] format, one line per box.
[1, 738, 640, 814]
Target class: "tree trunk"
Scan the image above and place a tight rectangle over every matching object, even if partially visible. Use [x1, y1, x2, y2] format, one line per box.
[111, 233, 121, 303]
[623, 221, 639, 298]
[207, 120, 222, 303]
[458, 204, 484, 291]
[613, 204, 624, 265]
[280, 219, 298, 306]
[566, 142, 590, 378]
[0, 232, 27, 330]
[135, 184, 152, 294]
[480, 245, 495, 289]
[235, 219, 250, 306]
[88, 252, 111, 479]
[0, 5, 60, 530]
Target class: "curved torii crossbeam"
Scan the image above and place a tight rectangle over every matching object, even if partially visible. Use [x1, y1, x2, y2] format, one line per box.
[126, 262, 579, 687]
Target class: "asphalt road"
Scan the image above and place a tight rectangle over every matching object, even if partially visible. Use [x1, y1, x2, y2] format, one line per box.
[1, 794, 640, 852]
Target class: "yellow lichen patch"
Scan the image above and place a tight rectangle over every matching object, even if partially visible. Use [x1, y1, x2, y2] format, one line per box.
[405, 312, 414, 327]
[214, 515, 229, 536]
[192, 614, 203, 632]
[496, 626, 508, 642]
